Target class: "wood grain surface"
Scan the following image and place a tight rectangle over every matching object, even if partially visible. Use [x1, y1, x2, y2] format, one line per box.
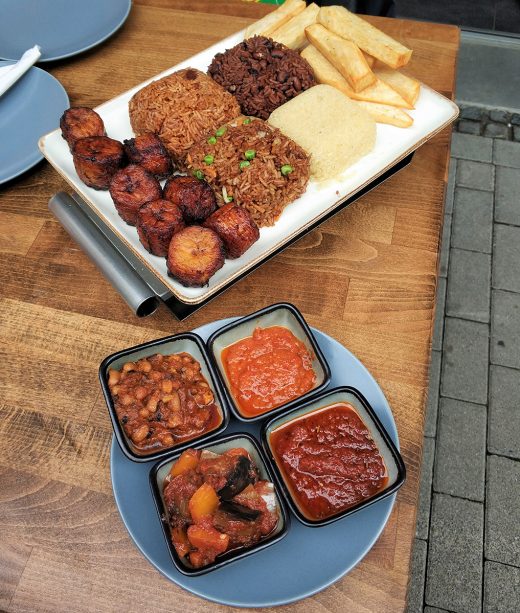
[0, 1, 459, 611]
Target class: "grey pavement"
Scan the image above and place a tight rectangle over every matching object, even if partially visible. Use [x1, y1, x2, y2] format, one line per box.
[406, 120, 520, 613]
[425, 494, 483, 613]
[495, 166, 520, 225]
[483, 562, 520, 613]
[488, 366, 520, 459]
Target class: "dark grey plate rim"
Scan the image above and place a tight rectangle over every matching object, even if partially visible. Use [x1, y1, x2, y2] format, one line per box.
[0, 0, 132, 62]
[0, 62, 69, 184]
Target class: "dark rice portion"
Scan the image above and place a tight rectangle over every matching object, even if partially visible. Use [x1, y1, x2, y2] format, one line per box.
[185, 117, 310, 228]
[208, 36, 316, 120]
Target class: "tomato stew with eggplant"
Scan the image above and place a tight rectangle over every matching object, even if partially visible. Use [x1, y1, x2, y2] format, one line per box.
[163, 447, 280, 569]
[107, 353, 222, 452]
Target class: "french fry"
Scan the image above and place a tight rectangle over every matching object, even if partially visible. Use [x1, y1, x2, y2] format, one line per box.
[356, 101, 413, 128]
[373, 66, 420, 107]
[305, 24, 375, 92]
[244, 0, 306, 39]
[363, 52, 376, 68]
[301, 45, 412, 108]
[318, 6, 412, 69]
[270, 3, 319, 50]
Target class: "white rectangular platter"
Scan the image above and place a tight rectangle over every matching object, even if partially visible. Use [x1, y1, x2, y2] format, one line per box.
[40, 28, 459, 306]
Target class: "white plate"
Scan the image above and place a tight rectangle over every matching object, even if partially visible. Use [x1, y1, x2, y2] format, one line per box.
[39, 29, 458, 305]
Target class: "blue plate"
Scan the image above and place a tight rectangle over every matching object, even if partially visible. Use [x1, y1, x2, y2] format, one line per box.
[0, 63, 69, 184]
[111, 319, 399, 608]
[0, 0, 132, 62]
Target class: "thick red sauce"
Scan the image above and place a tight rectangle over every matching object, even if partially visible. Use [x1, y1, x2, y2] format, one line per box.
[221, 326, 317, 418]
[270, 403, 388, 520]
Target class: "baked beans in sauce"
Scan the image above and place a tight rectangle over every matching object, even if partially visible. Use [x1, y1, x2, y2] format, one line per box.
[107, 352, 222, 452]
[270, 403, 388, 520]
[221, 326, 316, 418]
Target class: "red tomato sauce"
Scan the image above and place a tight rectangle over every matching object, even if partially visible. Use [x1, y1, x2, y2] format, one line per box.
[221, 326, 317, 418]
[270, 403, 388, 520]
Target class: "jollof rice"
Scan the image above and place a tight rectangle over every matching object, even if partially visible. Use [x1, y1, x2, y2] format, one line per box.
[185, 117, 310, 227]
[128, 68, 240, 169]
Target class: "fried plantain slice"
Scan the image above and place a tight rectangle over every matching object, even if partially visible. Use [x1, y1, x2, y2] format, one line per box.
[203, 203, 259, 258]
[163, 176, 217, 223]
[167, 226, 225, 287]
[109, 164, 162, 225]
[136, 198, 185, 257]
[72, 136, 124, 190]
[123, 132, 172, 179]
[60, 107, 106, 151]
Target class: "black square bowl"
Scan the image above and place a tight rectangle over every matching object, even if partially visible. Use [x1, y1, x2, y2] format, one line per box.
[207, 302, 331, 423]
[261, 386, 406, 527]
[99, 332, 229, 463]
[149, 431, 290, 576]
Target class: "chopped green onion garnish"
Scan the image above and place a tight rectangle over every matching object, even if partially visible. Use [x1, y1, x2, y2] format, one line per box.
[222, 187, 233, 203]
[193, 169, 204, 180]
[207, 136, 217, 145]
[239, 160, 250, 171]
[281, 164, 293, 176]
[244, 149, 256, 160]
[204, 155, 214, 165]
[243, 118, 251, 125]
[216, 126, 227, 137]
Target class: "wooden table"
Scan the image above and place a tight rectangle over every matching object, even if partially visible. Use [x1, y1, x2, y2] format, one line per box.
[0, 2, 459, 611]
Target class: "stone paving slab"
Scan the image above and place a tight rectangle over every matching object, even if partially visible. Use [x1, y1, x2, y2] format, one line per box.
[458, 120, 480, 136]
[425, 493, 483, 613]
[491, 290, 520, 370]
[451, 133, 493, 162]
[451, 188, 493, 253]
[493, 224, 520, 293]
[416, 437, 435, 540]
[424, 608, 454, 613]
[486, 455, 520, 567]
[484, 122, 508, 139]
[488, 365, 520, 459]
[456, 160, 495, 191]
[439, 215, 452, 278]
[446, 249, 491, 323]
[425, 350, 442, 437]
[432, 278, 447, 352]
[483, 562, 520, 613]
[442, 317, 489, 404]
[433, 398, 487, 501]
[495, 166, 520, 226]
[406, 538, 427, 613]
[493, 139, 520, 168]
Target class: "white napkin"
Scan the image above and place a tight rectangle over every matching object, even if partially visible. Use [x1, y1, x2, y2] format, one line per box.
[0, 45, 41, 97]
